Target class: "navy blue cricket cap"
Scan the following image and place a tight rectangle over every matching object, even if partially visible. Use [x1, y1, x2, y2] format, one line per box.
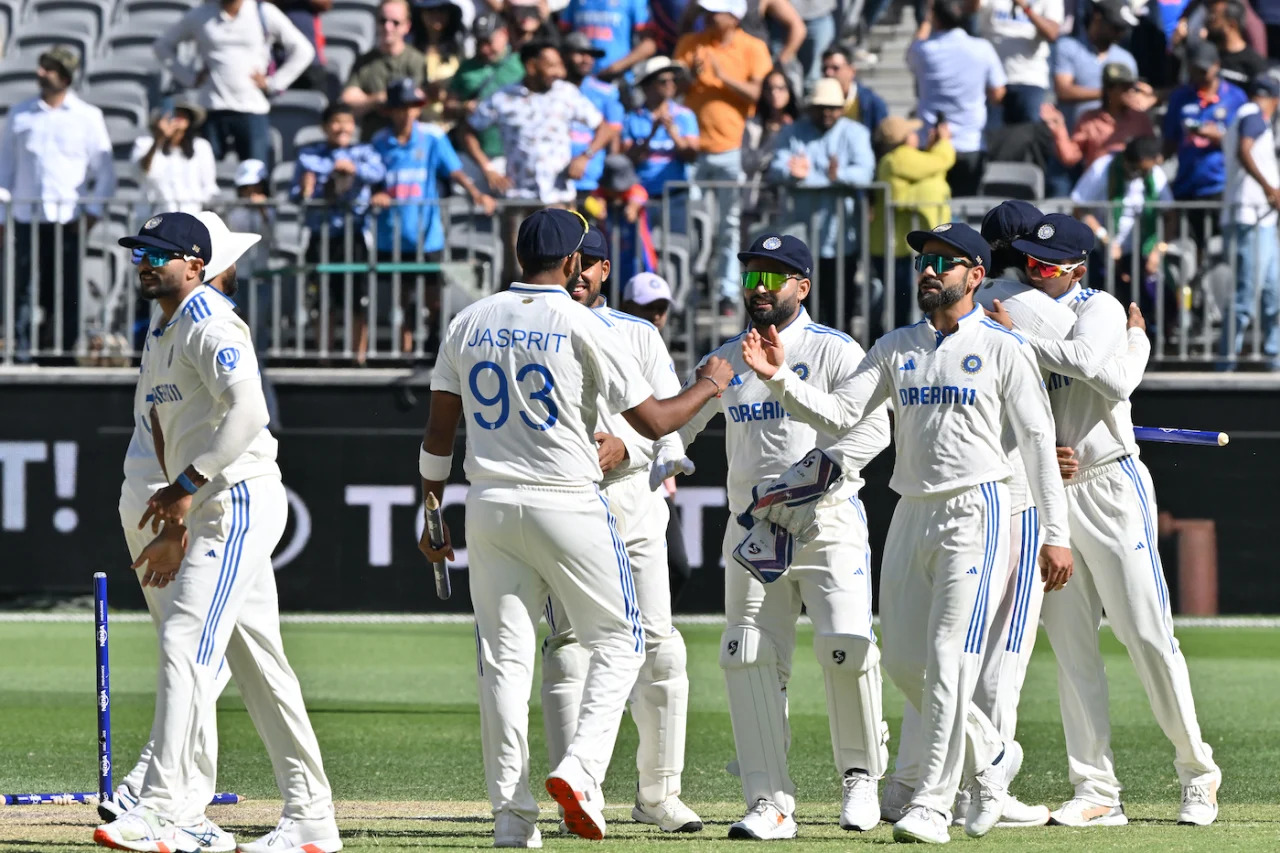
[907, 222, 991, 268]
[515, 207, 590, 262]
[1011, 213, 1095, 263]
[580, 227, 609, 261]
[738, 233, 812, 276]
[1248, 73, 1280, 97]
[118, 211, 212, 262]
[980, 200, 1043, 246]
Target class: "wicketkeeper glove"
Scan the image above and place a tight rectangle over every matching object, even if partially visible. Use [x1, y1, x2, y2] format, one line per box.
[732, 519, 795, 584]
[747, 448, 843, 545]
[649, 447, 696, 491]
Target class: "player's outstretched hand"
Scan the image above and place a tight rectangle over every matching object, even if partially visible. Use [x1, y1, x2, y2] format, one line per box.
[419, 519, 454, 562]
[649, 447, 695, 490]
[1056, 446, 1078, 480]
[984, 298, 1014, 330]
[696, 354, 735, 393]
[1039, 543, 1073, 592]
[139, 485, 193, 533]
[742, 325, 785, 379]
[133, 524, 188, 588]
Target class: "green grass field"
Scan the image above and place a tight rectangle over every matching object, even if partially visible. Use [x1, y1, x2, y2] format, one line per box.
[2, 618, 1279, 851]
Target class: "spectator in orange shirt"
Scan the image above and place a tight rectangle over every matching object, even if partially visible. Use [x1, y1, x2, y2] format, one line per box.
[1046, 62, 1156, 169]
[675, 0, 773, 312]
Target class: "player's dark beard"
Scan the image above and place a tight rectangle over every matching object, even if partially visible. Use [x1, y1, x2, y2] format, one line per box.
[138, 271, 180, 300]
[746, 291, 798, 329]
[565, 255, 583, 292]
[220, 271, 239, 298]
[917, 278, 967, 312]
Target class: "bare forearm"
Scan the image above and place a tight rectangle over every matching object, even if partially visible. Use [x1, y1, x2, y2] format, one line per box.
[150, 406, 168, 481]
[624, 381, 720, 439]
[718, 72, 762, 106]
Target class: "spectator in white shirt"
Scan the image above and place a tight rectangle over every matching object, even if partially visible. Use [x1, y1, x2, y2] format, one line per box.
[973, 0, 1062, 126]
[132, 100, 219, 217]
[154, 0, 316, 163]
[0, 46, 115, 360]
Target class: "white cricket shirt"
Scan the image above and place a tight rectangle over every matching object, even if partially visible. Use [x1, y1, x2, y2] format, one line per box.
[765, 305, 1069, 547]
[143, 285, 279, 496]
[124, 304, 169, 503]
[431, 282, 649, 488]
[591, 305, 684, 487]
[679, 308, 892, 515]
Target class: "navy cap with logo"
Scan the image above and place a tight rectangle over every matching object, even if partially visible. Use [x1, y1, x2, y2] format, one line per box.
[906, 222, 991, 268]
[580, 227, 609, 261]
[118, 211, 212, 262]
[1011, 213, 1096, 262]
[980, 200, 1044, 246]
[1248, 73, 1280, 97]
[515, 208, 590, 263]
[738, 233, 813, 276]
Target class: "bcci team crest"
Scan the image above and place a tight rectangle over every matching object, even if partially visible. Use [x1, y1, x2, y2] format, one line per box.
[1037, 224, 1055, 240]
[144, 216, 163, 230]
[962, 354, 983, 374]
[762, 236, 782, 250]
[793, 362, 810, 380]
[216, 347, 240, 371]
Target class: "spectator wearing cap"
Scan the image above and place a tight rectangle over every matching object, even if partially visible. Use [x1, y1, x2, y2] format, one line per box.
[621, 57, 700, 220]
[0, 46, 114, 359]
[1206, 0, 1270, 88]
[132, 100, 218, 218]
[562, 33, 626, 195]
[506, 0, 560, 48]
[448, 15, 523, 150]
[413, 0, 474, 128]
[1220, 72, 1280, 363]
[973, 0, 1063, 126]
[677, 0, 809, 92]
[155, 0, 315, 164]
[1045, 62, 1156, 168]
[907, 0, 1007, 196]
[868, 115, 955, 334]
[1163, 40, 1247, 243]
[768, 77, 874, 329]
[561, 0, 658, 80]
[227, 158, 274, 253]
[675, 0, 773, 312]
[820, 44, 888, 136]
[342, 0, 428, 141]
[371, 78, 495, 356]
[1052, 0, 1137, 130]
[622, 270, 674, 328]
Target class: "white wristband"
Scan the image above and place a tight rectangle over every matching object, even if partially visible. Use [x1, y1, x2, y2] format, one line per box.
[419, 447, 453, 481]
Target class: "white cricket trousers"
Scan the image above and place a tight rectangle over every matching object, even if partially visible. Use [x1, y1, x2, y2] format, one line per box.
[138, 475, 334, 825]
[541, 472, 689, 806]
[118, 483, 232, 822]
[467, 481, 645, 823]
[880, 483, 1008, 815]
[1040, 456, 1218, 805]
[720, 496, 877, 815]
[891, 506, 1044, 788]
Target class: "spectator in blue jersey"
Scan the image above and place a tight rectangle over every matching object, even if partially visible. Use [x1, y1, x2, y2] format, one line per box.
[562, 32, 625, 195]
[371, 78, 495, 358]
[562, 0, 657, 80]
[622, 56, 700, 226]
[1052, 0, 1138, 130]
[1163, 40, 1248, 245]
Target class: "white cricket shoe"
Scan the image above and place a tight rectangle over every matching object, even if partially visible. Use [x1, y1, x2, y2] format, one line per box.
[1048, 798, 1129, 826]
[950, 790, 969, 826]
[880, 777, 913, 824]
[840, 770, 879, 831]
[494, 810, 542, 848]
[545, 756, 607, 840]
[97, 784, 139, 822]
[632, 796, 704, 832]
[177, 818, 235, 853]
[93, 806, 200, 853]
[728, 798, 797, 840]
[1178, 771, 1221, 826]
[236, 816, 343, 853]
[996, 795, 1050, 827]
[965, 741, 1022, 838]
[892, 805, 950, 844]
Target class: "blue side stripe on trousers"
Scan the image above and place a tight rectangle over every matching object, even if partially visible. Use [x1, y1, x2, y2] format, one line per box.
[1119, 457, 1177, 653]
[1006, 506, 1039, 653]
[965, 483, 1000, 654]
[473, 623, 484, 676]
[598, 494, 643, 653]
[197, 482, 250, 665]
[849, 496, 876, 642]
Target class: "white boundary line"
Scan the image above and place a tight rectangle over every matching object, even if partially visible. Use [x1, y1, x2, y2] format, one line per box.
[1, 613, 1278, 628]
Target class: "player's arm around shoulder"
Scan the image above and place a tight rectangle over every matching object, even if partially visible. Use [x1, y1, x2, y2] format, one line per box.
[1030, 287, 1127, 381]
[815, 331, 892, 464]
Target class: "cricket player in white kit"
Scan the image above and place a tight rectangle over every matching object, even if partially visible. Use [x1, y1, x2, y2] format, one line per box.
[416, 208, 734, 847]
[94, 213, 340, 853]
[743, 222, 1073, 845]
[102, 212, 262, 852]
[538, 232, 703, 833]
[658, 234, 892, 839]
[988, 213, 1222, 827]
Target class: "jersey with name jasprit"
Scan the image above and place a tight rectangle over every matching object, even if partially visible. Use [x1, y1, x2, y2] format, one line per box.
[763, 306, 1068, 546]
[591, 305, 683, 487]
[678, 309, 891, 515]
[1026, 283, 1140, 470]
[141, 285, 279, 491]
[431, 282, 650, 488]
[124, 304, 169, 497]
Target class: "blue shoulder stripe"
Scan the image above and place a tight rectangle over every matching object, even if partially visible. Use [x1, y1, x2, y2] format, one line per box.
[806, 324, 853, 342]
[608, 309, 657, 330]
[981, 318, 1025, 343]
[589, 309, 614, 327]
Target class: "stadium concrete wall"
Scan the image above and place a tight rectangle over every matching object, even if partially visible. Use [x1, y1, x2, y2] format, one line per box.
[0, 373, 1274, 613]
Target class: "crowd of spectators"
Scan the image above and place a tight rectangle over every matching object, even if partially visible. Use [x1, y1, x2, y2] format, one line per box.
[3, 0, 1280, 366]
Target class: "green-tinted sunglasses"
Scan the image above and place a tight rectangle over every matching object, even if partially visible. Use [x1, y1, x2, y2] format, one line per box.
[741, 270, 800, 291]
[913, 253, 973, 274]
